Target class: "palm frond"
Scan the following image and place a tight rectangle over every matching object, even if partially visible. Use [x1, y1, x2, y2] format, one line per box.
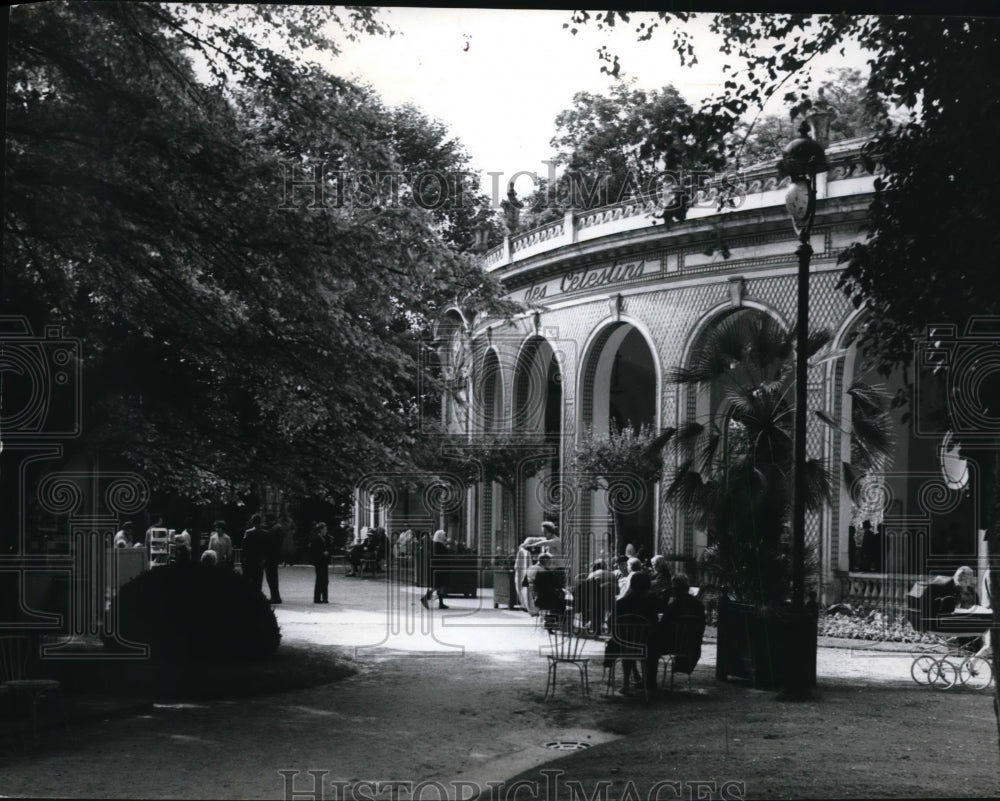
[802, 458, 833, 510]
[639, 426, 676, 463]
[847, 381, 892, 417]
[850, 412, 896, 471]
[805, 328, 833, 359]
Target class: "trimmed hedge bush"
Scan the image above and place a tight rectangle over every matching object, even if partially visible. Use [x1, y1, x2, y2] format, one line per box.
[106, 563, 280, 662]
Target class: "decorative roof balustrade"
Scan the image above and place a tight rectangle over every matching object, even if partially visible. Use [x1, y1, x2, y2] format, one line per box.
[483, 136, 879, 273]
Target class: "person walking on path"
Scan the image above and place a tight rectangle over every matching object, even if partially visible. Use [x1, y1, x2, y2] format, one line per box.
[420, 530, 451, 610]
[309, 522, 332, 604]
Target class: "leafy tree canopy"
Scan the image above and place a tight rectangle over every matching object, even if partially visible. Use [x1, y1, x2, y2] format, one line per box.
[520, 81, 725, 228]
[735, 67, 889, 166]
[566, 11, 1000, 382]
[4, 1, 511, 506]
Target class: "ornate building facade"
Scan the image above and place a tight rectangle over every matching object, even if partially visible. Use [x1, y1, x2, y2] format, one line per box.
[351, 136, 982, 608]
[429, 136, 983, 607]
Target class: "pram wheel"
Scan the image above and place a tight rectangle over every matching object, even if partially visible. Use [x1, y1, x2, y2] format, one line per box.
[959, 655, 993, 690]
[911, 655, 938, 686]
[931, 658, 958, 689]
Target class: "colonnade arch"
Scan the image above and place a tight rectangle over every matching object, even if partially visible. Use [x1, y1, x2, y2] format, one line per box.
[835, 316, 979, 588]
[512, 336, 562, 542]
[578, 320, 660, 564]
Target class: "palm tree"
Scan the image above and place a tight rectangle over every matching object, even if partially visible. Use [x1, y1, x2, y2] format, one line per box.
[657, 310, 894, 605]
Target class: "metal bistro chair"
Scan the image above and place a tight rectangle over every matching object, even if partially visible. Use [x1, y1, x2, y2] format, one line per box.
[603, 614, 652, 702]
[0, 634, 61, 745]
[543, 615, 592, 701]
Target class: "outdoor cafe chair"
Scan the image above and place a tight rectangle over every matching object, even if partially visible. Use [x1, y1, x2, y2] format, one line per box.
[0, 634, 61, 745]
[542, 615, 592, 701]
[603, 613, 652, 702]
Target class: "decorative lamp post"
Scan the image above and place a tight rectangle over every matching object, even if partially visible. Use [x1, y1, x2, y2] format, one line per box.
[773, 100, 833, 695]
[777, 106, 831, 614]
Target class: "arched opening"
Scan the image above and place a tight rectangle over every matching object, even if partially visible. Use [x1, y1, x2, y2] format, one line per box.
[581, 322, 658, 559]
[477, 348, 505, 556]
[841, 332, 977, 584]
[513, 336, 562, 540]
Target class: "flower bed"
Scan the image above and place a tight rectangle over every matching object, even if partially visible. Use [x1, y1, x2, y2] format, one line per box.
[818, 606, 944, 644]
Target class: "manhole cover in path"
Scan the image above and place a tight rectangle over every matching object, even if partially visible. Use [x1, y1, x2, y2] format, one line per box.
[544, 740, 592, 751]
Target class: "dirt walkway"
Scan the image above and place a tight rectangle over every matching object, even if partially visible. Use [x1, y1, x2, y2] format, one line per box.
[2, 567, 997, 800]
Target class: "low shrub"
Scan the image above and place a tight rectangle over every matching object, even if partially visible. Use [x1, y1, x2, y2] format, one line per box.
[106, 563, 280, 662]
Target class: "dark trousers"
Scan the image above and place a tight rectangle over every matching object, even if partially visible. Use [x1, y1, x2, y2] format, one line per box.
[265, 560, 281, 601]
[313, 564, 329, 602]
[245, 564, 264, 596]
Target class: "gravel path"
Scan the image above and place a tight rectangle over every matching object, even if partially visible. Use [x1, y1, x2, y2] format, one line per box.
[0, 566, 980, 800]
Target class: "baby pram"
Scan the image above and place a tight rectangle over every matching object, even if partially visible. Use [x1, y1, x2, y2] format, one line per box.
[906, 577, 994, 690]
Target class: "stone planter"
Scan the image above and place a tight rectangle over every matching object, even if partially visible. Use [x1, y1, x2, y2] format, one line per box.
[492, 569, 519, 610]
[716, 597, 817, 689]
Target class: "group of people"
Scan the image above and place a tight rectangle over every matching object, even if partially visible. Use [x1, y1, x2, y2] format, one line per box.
[600, 556, 706, 695]
[113, 518, 235, 570]
[513, 522, 707, 696]
[345, 526, 388, 577]
[847, 520, 885, 573]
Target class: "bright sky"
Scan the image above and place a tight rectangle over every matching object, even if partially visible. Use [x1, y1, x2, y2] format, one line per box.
[324, 8, 871, 189]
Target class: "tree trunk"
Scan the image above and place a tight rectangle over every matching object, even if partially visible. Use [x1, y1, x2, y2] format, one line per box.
[988, 450, 1000, 758]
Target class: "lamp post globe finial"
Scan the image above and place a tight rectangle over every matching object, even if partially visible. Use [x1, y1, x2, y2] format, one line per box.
[779, 127, 829, 182]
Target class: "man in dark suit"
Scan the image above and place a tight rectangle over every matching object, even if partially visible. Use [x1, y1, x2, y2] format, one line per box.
[264, 513, 283, 603]
[309, 522, 332, 603]
[241, 513, 269, 599]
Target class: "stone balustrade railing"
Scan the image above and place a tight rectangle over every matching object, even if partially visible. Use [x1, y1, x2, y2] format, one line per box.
[483, 136, 879, 272]
[839, 572, 919, 618]
[510, 217, 565, 252]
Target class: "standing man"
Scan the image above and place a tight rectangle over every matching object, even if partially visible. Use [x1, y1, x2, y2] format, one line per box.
[242, 513, 268, 598]
[264, 513, 283, 604]
[309, 522, 332, 604]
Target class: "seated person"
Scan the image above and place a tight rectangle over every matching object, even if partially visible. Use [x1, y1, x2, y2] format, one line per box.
[573, 561, 617, 634]
[613, 555, 631, 595]
[586, 559, 615, 583]
[346, 527, 371, 576]
[367, 527, 387, 568]
[616, 557, 645, 600]
[954, 565, 978, 609]
[527, 553, 566, 616]
[647, 574, 706, 687]
[648, 555, 673, 616]
[113, 521, 135, 549]
[607, 569, 655, 695]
